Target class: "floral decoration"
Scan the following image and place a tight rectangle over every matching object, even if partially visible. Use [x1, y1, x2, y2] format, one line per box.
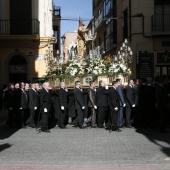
[86, 56, 107, 75]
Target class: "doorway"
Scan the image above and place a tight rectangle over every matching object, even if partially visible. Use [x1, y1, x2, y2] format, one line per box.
[9, 55, 27, 83]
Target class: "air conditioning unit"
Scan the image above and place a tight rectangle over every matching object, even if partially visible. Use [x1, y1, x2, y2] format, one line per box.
[27, 51, 34, 56]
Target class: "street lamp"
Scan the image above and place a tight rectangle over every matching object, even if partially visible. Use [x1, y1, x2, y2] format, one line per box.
[61, 34, 66, 63]
[61, 34, 66, 45]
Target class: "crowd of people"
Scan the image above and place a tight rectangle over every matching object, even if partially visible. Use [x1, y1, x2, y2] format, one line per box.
[0, 75, 170, 133]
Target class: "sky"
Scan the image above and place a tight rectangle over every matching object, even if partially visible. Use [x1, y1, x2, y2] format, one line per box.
[54, 0, 92, 36]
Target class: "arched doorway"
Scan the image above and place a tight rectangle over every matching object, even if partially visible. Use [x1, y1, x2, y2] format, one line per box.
[9, 55, 27, 83]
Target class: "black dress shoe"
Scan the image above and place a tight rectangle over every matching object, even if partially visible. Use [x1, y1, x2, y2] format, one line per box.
[116, 128, 122, 132]
[60, 127, 65, 129]
[79, 126, 85, 129]
[41, 129, 51, 133]
[126, 125, 132, 128]
[27, 124, 35, 128]
[112, 127, 122, 132]
[119, 125, 125, 128]
[98, 125, 104, 128]
[91, 125, 96, 128]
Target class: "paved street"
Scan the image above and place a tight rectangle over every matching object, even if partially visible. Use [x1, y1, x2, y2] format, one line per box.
[0, 111, 170, 170]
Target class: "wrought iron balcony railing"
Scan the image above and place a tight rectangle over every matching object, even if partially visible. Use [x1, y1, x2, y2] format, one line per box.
[53, 6, 61, 17]
[0, 19, 40, 35]
[94, 9, 105, 30]
[152, 14, 170, 33]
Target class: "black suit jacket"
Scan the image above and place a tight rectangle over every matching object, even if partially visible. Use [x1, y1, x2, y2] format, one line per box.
[125, 85, 135, 107]
[116, 85, 125, 107]
[40, 88, 53, 113]
[74, 87, 84, 110]
[88, 88, 96, 107]
[58, 88, 68, 108]
[6, 89, 15, 109]
[109, 87, 120, 110]
[28, 89, 40, 110]
[16, 88, 28, 109]
[68, 89, 76, 117]
[96, 86, 108, 107]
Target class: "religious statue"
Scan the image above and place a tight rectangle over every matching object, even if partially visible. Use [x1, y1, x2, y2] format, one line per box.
[77, 19, 89, 66]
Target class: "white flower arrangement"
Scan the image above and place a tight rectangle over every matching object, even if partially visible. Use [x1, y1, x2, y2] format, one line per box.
[65, 59, 85, 76]
[86, 56, 107, 75]
[108, 60, 127, 74]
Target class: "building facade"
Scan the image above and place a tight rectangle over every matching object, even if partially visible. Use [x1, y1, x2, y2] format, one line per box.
[62, 32, 77, 62]
[0, 0, 61, 84]
[88, 0, 170, 79]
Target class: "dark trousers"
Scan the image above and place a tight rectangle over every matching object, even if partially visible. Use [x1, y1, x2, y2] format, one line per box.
[41, 111, 49, 130]
[110, 109, 118, 127]
[125, 106, 132, 127]
[74, 109, 83, 127]
[16, 109, 26, 127]
[59, 110, 66, 128]
[26, 109, 36, 126]
[117, 106, 124, 126]
[7, 109, 15, 127]
[97, 106, 107, 127]
[89, 107, 96, 126]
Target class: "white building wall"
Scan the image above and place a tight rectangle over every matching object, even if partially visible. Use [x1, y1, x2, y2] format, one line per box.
[0, 0, 53, 37]
[39, 0, 53, 37]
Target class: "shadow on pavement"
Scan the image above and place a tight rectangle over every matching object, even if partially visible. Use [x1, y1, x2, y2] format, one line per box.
[135, 128, 170, 157]
[0, 143, 12, 152]
[0, 126, 19, 140]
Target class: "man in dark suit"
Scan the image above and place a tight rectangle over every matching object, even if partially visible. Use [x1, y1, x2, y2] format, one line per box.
[26, 82, 40, 128]
[116, 78, 126, 128]
[96, 80, 109, 128]
[88, 81, 97, 127]
[125, 79, 135, 128]
[15, 82, 28, 128]
[74, 81, 85, 129]
[108, 80, 121, 131]
[39, 82, 53, 132]
[67, 89, 76, 123]
[58, 81, 68, 129]
[6, 83, 15, 127]
[155, 76, 168, 132]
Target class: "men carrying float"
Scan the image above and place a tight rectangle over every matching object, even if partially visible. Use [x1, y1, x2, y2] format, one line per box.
[39, 82, 53, 132]
[26, 82, 40, 128]
[73, 81, 86, 129]
[58, 81, 68, 129]
[5, 83, 16, 128]
[108, 81, 121, 132]
[15, 82, 28, 128]
[96, 80, 109, 128]
[116, 78, 126, 128]
[87, 81, 97, 127]
[125, 79, 135, 128]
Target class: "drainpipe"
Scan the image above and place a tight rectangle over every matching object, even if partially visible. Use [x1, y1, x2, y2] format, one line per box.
[129, 0, 132, 42]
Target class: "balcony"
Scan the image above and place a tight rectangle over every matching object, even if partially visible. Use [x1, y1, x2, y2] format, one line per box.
[105, 32, 116, 51]
[94, 10, 105, 31]
[105, 7, 113, 18]
[0, 19, 40, 35]
[53, 6, 61, 17]
[152, 14, 170, 36]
